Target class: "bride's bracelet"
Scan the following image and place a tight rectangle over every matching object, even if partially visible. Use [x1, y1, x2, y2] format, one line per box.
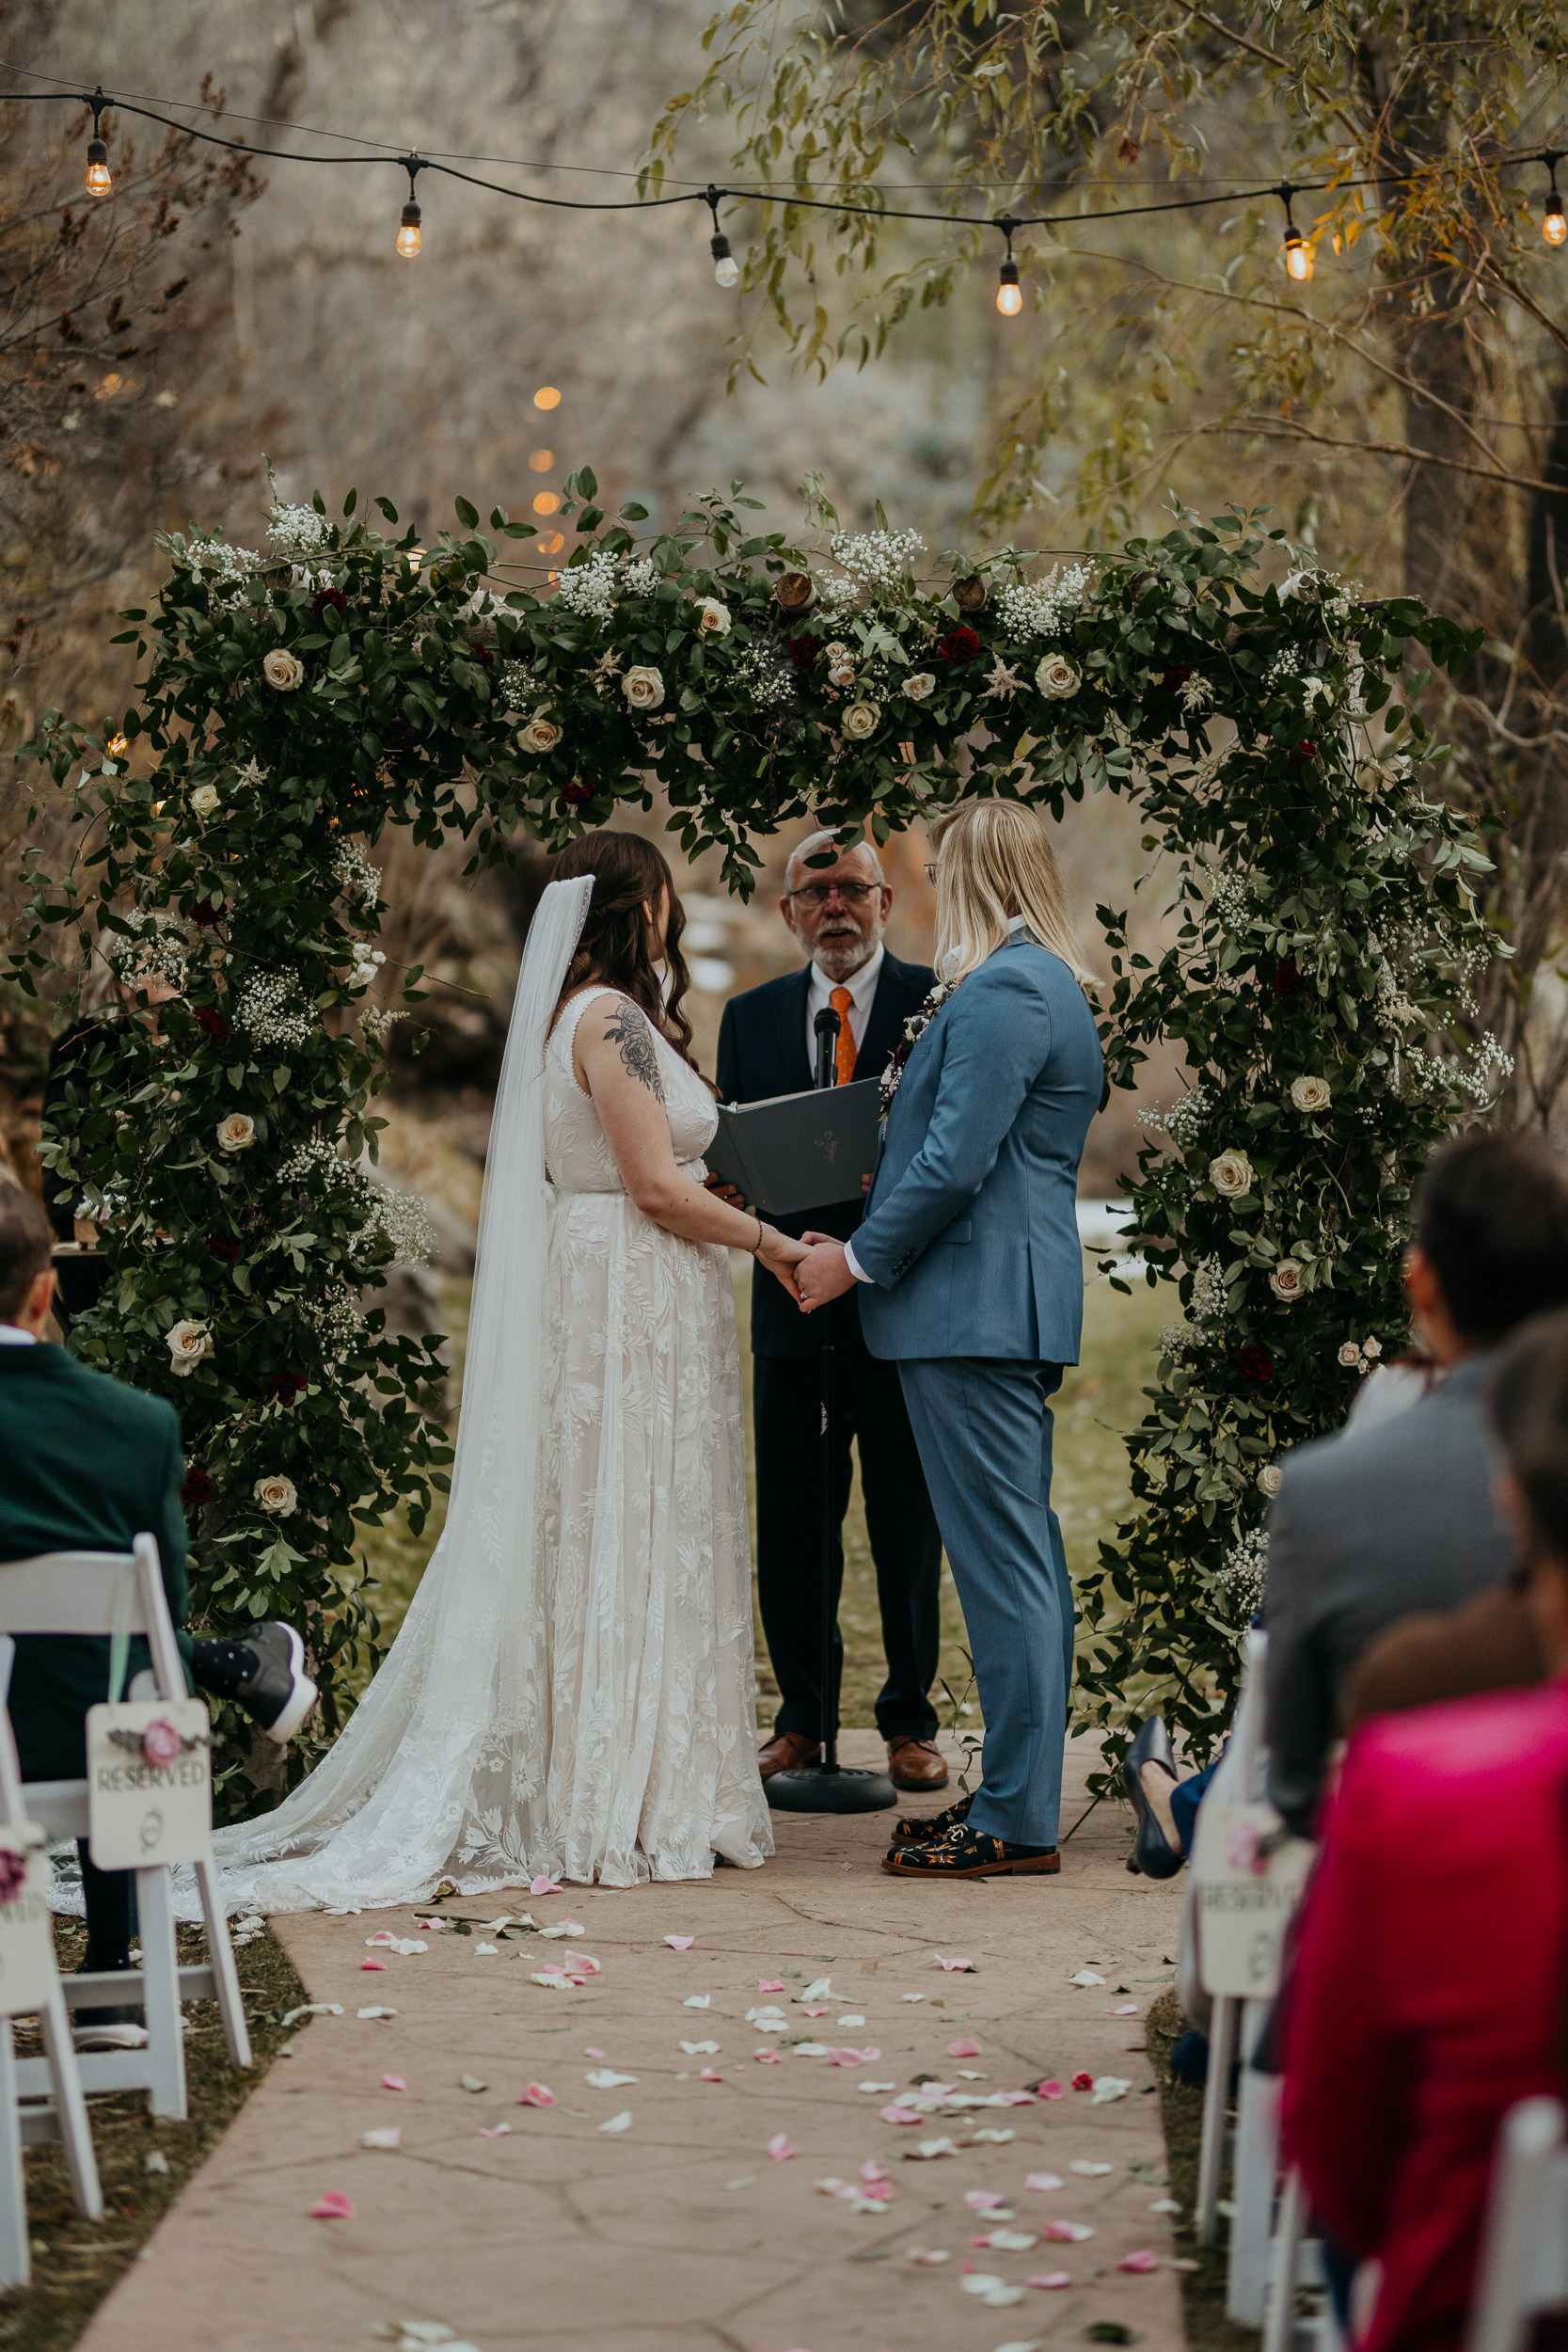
[752, 1217, 766, 1255]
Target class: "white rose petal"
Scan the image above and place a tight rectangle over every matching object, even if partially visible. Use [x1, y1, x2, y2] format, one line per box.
[1259, 1464, 1284, 1498]
[1208, 1149, 1254, 1199]
[693, 596, 731, 635]
[1036, 652, 1080, 698]
[216, 1113, 257, 1153]
[904, 672, 936, 701]
[841, 700, 880, 740]
[262, 650, 305, 691]
[1269, 1258, 1305, 1302]
[190, 784, 220, 818]
[1290, 1075, 1331, 1114]
[166, 1320, 214, 1377]
[254, 1475, 297, 1516]
[623, 665, 664, 712]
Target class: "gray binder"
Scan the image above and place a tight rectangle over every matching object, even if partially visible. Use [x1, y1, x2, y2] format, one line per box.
[706, 1078, 883, 1216]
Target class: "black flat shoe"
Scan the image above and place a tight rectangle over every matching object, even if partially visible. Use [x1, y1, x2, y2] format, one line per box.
[889, 1791, 974, 1846]
[1123, 1715, 1184, 1880]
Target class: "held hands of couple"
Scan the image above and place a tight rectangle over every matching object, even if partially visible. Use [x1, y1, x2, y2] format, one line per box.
[795, 1235, 858, 1312]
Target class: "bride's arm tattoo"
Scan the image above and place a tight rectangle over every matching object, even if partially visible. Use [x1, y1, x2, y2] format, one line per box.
[603, 1002, 665, 1101]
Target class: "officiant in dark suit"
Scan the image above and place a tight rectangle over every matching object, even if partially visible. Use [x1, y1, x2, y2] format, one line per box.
[715, 832, 947, 1792]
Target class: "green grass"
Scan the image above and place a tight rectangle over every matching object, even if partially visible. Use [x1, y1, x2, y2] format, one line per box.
[356, 1256, 1170, 1732]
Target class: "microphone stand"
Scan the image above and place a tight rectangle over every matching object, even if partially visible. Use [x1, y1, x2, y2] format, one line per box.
[764, 1004, 895, 1818]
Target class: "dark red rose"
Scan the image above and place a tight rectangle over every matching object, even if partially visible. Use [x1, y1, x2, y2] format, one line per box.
[185, 898, 225, 929]
[937, 626, 981, 664]
[562, 782, 594, 807]
[467, 638, 496, 670]
[1163, 664, 1194, 687]
[311, 587, 349, 622]
[181, 1466, 213, 1508]
[786, 636, 818, 667]
[269, 1370, 307, 1404]
[1287, 739, 1318, 770]
[1273, 957, 1307, 998]
[195, 1007, 230, 1043]
[207, 1234, 241, 1264]
[1237, 1342, 1275, 1383]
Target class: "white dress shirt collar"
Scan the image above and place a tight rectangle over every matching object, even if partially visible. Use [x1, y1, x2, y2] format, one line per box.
[805, 942, 884, 1072]
[0, 1325, 38, 1345]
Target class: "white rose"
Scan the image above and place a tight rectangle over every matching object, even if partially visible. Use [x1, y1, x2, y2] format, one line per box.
[841, 701, 880, 740]
[1290, 1075, 1331, 1114]
[827, 661, 858, 688]
[904, 672, 936, 702]
[1259, 1464, 1284, 1498]
[1269, 1258, 1305, 1302]
[166, 1319, 214, 1377]
[216, 1113, 256, 1152]
[693, 596, 731, 636]
[254, 1474, 297, 1515]
[190, 785, 220, 818]
[1338, 1341, 1364, 1370]
[1209, 1150, 1254, 1199]
[1362, 1334, 1383, 1359]
[825, 642, 850, 661]
[518, 716, 562, 755]
[262, 650, 305, 691]
[623, 665, 664, 712]
[1036, 653, 1080, 698]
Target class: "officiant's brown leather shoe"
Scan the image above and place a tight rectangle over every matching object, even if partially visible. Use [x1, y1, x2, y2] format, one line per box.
[885, 1737, 950, 1792]
[757, 1732, 819, 1779]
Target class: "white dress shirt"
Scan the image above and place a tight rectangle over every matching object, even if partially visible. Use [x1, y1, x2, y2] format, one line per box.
[804, 943, 884, 1079]
[0, 1326, 38, 1344]
[842, 916, 1029, 1284]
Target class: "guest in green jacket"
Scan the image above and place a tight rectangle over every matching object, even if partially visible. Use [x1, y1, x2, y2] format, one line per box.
[0, 1186, 318, 2047]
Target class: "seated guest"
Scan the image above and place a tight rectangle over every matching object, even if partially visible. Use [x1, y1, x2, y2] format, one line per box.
[1280, 1307, 1568, 2352]
[0, 1185, 316, 2046]
[1342, 1572, 1545, 1730]
[1262, 1130, 1568, 1835]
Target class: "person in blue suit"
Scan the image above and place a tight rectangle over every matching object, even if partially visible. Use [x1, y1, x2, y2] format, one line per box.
[795, 800, 1103, 1877]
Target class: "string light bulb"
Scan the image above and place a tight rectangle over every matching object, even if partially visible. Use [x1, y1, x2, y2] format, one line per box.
[85, 87, 110, 197]
[396, 152, 425, 259]
[1544, 152, 1566, 246]
[705, 184, 740, 289]
[993, 216, 1022, 316]
[1276, 183, 1314, 282]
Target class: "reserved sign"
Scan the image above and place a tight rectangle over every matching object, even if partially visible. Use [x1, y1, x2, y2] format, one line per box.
[85, 1698, 214, 1870]
[1191, 1799, 1315, 1999]
[0, 1832, 56, 2018]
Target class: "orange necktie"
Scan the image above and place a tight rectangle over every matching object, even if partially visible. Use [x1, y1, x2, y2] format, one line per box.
[830, 985, 856, 1086]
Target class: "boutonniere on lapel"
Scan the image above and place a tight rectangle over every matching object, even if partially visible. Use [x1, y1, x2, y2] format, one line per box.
[879, 978, 960, 1115]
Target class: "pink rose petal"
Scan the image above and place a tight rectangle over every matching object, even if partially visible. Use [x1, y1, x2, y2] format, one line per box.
[1029, 2271, 1073, 2290]
[879, 2105, 922, 2125]
[700, 2069, 723, 2082]
[584, 2046, 605, 2058]
[802, 2006, 830, 2018]
[311, 2192, 356, 2220]
[828, 2047, 865, 2066]
[413, 1917, 446, 1931]
[517, 2083, 555, 2107]
[530, 1874, 562, 1896]
[1108, 2003, 1139, 2017]
[664, 1934, 695, 1951]
[947, 2038, 983, 2058]
[1024, 2172, 1065, 2193]
[753, 2048, 782, 2064]
[964, 2190, 1009, 2212]
[1070, 2072, 1094, 2091]
[361, 1959, 388, 1972]
[381, 2074, 407, 2092]
[757, 1979, 784, 1993]
[478, 2122, 512, 2138]
[860, 2160, 889, 2185]
[766, 2133, 797, 2161]
[935, 1953, 974, 1971]
[1037, 2078, 1066, 2100]
[1118, 2249, 1160, 2273]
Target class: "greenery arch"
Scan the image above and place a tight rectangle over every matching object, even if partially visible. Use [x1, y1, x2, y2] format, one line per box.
[11, 468, 1497, 1809]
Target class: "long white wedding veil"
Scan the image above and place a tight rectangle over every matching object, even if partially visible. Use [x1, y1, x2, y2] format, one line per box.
[213, 873, 594, 1911]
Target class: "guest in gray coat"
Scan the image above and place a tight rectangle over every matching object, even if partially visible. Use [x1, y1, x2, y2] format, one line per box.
[1261, 1129, 1568, 1836]
[795, 801, 1104, 1878]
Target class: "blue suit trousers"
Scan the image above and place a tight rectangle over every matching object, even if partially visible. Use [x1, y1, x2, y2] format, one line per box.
[897, 1357, 1073, 1848]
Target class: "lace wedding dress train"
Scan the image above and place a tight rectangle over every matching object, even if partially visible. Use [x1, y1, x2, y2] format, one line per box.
[208, 876, 771, 1911]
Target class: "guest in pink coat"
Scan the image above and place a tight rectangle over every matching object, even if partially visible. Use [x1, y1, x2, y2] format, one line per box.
[1281, 1306, 1568, 2352]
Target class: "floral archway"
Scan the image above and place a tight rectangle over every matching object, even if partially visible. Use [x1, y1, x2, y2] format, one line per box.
[11, 469, 1497, 1805]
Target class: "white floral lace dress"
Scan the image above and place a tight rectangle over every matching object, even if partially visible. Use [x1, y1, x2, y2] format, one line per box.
[540, 987, 772, 1885]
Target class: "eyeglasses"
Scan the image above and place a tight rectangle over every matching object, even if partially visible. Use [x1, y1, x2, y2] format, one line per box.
[786, 882, 881, 908]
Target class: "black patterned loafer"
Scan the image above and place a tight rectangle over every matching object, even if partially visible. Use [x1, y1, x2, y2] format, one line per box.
[881, 1821, 1060, 1878]
[889, 1791, 974, 1846]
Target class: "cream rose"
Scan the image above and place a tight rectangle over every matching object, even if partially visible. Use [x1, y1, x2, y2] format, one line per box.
[825, 642, 850, 662]
[518, 716, 563, 755]
[262, 650, 305, 691]
[216, 1113, 256, 1153]
[1362, 1334, 1383, 1359]
[1269, 1258, 1305, 1302]
[623, 665, 664, 713]
[827, 661, 858, 688]
[1290, 1075, 1331, 1114]
[904, 672, 936, 702]
[254, 1474, 297, 1515]
[693, 596, 731, 636]
[1338, 1341, 1364, 1370]
[1209, 1149, 1254, 1199]
[190, 784, 220, 818]
[1036, 653, 1080, 698]
[1259, 1464, 1284, 1498]
[166, 1320, 214, 1377]
[840, 701, 880, 740]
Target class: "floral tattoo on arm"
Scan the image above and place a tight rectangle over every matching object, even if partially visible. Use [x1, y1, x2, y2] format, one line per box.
[603, 1001, 665, 1102]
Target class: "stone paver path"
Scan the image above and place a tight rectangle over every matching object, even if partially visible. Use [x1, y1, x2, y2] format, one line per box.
[83, 1733, 1185, 2352]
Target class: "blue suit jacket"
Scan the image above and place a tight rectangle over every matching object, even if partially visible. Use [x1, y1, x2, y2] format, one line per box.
[854, 935, 1102, 1364]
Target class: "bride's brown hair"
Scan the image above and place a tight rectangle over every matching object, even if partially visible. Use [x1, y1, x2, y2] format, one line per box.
[551, 831, 699, 1068]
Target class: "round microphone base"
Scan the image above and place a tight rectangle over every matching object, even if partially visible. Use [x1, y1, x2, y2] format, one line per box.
[764, 1762, 897, 1814]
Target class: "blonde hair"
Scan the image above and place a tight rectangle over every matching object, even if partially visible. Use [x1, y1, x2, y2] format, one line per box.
[929, 801, 1097, 990]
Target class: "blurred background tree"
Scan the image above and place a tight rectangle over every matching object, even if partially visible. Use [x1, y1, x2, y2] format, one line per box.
[648, 0, 1568, 1131]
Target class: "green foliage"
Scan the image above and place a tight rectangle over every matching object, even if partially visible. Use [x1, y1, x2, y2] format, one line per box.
[12, 477, 1497, 1802]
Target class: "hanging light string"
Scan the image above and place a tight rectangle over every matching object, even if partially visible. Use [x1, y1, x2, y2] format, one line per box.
[8, 78, 1568, 301]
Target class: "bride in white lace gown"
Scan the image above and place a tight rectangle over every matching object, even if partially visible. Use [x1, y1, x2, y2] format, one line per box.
[213, 835, 802, 1908]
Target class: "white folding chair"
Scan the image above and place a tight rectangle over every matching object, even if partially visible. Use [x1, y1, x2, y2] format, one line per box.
[0, 1534, 251, 2119]
[0, 1656, 102, 2286]
[1465, 2097, 1568, 2352]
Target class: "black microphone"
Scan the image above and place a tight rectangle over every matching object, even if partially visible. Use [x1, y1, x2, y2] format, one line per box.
[814, 1003, 841, 1091]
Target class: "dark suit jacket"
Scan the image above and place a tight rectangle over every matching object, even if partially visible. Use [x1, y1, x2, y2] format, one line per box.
[0, 1343, 189, 1778]
[1261, 1353, 1513, 1835]
[715, 950, 934, 1361]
